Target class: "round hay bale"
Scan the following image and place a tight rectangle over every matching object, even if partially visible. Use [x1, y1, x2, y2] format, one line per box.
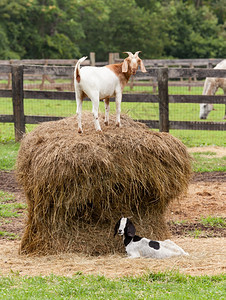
[16, 113, 192, 255]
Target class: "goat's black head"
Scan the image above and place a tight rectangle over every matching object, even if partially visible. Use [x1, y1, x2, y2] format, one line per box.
[114, 217, 136, 237]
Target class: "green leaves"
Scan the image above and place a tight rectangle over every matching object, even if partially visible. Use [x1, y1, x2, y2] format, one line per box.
[161, 2, 226, 59]
[0, 1, 225, 61]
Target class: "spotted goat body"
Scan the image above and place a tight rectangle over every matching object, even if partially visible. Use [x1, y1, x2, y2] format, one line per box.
[114, 217, 189, 259]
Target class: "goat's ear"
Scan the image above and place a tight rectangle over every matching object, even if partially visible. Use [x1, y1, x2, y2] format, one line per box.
[114, 219, 120, 237]
[122, 59, 128, 73]
[126, 219, 136, 237]
[139, 59, 147, 73]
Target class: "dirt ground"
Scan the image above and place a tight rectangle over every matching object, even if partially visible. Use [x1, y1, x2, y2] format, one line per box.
[0, 146, 225, 278]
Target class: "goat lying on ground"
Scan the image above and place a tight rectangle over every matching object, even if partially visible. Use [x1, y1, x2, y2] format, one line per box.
[74, 51, 147, 133]
[200, 59, 226, 119]
[114, 217, 189, 259]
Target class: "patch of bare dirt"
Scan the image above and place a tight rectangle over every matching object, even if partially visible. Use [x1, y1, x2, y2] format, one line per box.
[167, 181, 226, 223]
[0, 169, 226, 277]
[169, 222, 225, 238]
[192, 172, 226, 182]
[188, 146, 226, 158]
[0, 171, 25, 240]
[0, 170, 21, 193]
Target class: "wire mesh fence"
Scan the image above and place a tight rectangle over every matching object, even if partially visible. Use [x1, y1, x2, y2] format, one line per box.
[0, 63, 225, 146]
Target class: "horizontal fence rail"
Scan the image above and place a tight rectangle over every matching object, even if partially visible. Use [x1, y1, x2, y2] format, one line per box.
[2, 65, 226, 78]
[0, 64, 226, 141]
[0, 59, 91, 66]
[2, 90, 226, 105]
[0, 57, 222, 66]
[135, 68, 226, 79]
[141, 58, 223, 66]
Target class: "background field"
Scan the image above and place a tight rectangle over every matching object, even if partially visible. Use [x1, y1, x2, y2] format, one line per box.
[1, 89, 226, 146]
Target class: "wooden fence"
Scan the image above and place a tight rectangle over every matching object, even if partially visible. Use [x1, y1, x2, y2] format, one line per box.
[0, 64, 226, 141]
[0, 55, 222, 67]
[0, 56, 223, 92]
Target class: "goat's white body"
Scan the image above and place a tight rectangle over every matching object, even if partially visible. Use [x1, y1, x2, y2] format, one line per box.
[74, 57, 123, 132]
[200, 60, 226, 119]
[126, 238, 189, 259]
[77, 66, 121, 100]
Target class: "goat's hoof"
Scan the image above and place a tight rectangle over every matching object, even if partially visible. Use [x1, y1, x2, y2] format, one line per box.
[78, 128, 83, 134]
[104, 121, 109, 126]
[116, 122, 121, 128]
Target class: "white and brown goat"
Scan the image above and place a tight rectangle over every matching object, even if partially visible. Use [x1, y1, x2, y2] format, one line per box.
[74, 51, 147, 133]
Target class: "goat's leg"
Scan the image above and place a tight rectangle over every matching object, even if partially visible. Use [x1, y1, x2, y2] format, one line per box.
[104, 97, 110, 125]
[76, 91, 83, 133]
[91, 96, 102, 131]
[115, 92, 122, 127]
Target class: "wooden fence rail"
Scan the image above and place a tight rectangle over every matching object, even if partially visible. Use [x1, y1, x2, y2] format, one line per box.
[1, 56, 221, 67]
[0, 65, 226, 141]
[0, 56, 224, 92]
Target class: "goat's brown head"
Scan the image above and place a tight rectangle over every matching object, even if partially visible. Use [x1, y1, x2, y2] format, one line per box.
[122, 51, 147, 75]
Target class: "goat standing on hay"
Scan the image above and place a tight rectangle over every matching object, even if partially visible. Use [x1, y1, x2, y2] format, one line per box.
[114, 218, 189, 259]
[200, 60, 226, 119]
[74, 51, 147, 133]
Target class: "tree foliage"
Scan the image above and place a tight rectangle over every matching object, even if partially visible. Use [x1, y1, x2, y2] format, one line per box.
[0, 0, 225, 60]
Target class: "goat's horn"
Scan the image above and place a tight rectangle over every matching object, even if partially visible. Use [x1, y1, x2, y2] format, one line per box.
[123, 51, 133, 57]
[134, 51, 141, 57]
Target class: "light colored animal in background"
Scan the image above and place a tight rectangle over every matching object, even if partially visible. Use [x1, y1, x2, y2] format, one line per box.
[114, 217, 189, 259]
[74, 51, 147, 133]
[200, 60, 226, 119]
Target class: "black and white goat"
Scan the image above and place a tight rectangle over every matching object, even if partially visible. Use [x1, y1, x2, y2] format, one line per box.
[114, 217, 189, 259]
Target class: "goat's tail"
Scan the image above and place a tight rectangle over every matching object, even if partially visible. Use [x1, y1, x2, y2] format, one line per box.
[74, 56, 87, 83]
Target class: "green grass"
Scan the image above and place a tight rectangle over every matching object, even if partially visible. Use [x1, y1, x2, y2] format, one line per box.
[124, 82, 225, 96]
[0, 231, 18, 239]
[1, 96, 225, 121]
[200, 216, 226, 228]
[191, 151, 226, 172]
[0, 190, 26, 218]
[0, 142, 20, 169]
[188, 229, 203, 239]
[0, 272, 225, 300]
[171, 130, 226, 147]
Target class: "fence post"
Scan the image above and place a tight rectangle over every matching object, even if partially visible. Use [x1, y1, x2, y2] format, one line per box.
[108, 53, 114, 64]
[109, 53, 120, 64]
[12, 65, 25, 141]
[158, 68, 169, 132]
[207, 62, 213, 69]
[90, 52, 95, 66]
[153, 63, 158, 93]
